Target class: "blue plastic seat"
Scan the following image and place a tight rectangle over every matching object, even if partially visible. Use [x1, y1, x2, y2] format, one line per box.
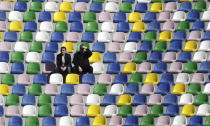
[81, 32, 95, 43]
[147, 21, 160, 31]
[0, 52, 9, 62]
[127, 32, 141, 42]
[69, 12, 81, 22]
[92, 42, 105, 53]
[153, 62, 167, 73]
[113, 12, 126, 23]
[164, 105, 179, 117]
[179, 2, 192, 12]
[90, 2, 102, 12]
[33, 74, 47, 85]
[198, 61, 210, 73]
[100, 94, 116, 106]
[107, 63, 121, 74]
[137, 42, 152, 52]
[206, 75, 210, 83]
[113, 73, 128, 84]
[54, 105, 68, 117]
[156, 83, 170, 95]
[4, 32, 17, 42]
[165, 0, 178, 1]
[191, 21, 205, 31]
[8, 116, 22, 126]
[186, 11, 200, 22]
[122, 0, 135, 3]
[78, 0, 90, 2]
[142, 12, 156, 22]
[61, 84, 74, 96]
[38, 12, 51, 22]
[42, 52, 55, 63]
[117, 22, 130, 32]
[33, 0, 45, 1]
[124, 84, 139, 95]
[0, 106, 3, 117]
[162, 94, 177, 106]
[103, 52, 117, 63]
[168, 40, 182, 52]
[124, 116, 139, 126]
[135, 3, 147, 13]
[76, 116, 90, 126]
[177, 52, 192, 63]
[54, 94, 68, 106]
[14, 1, 27, 12]
[173, 31, 186, 41]
[188, 116, 203, 126]
[132, 94, 147, 106]
[42, 117, 56, 126]
[70, 22, 83, 32]
[82, 73, 95, 85]
[51, 32, 64, 42]
[12, 84, 26, 96]
[11, 62, 24, 74]
[202, 31, 210, 40]
[160, 73, 174, 84]
[21, 94, 36, 106]
[0, 11, 6, 21]
[24, 21, 37, 32]
[148, 52, 162, 63]
[45, 42, 58, 53]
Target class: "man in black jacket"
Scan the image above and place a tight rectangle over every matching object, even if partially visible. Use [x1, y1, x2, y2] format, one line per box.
[72, 44, 93, 75]
[56, 47, 72, 80]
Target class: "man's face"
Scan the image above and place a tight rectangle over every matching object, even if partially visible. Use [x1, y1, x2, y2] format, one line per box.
[61, 48, 66, 54]
[81, 45, 87, 52]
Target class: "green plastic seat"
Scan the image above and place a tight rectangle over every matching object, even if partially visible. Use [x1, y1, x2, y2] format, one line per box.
[18, 0, 30, 1]
[6, 94, 19, 106]
[149, 105, 163, 117]
[120, 2, 132, 13]
[25, 117, 39, 126]
[38, 105, 52, 117]
[29, 2, 42, 12]
[55, 22, 68, 32]
[128, 73, 143, 84]
[187, 83, 201, 95]
[176, 21, 190, 31]
[86, 22, 98, 32]
[151, 0, 164, 2]
[93, 84, 107, 95]
[193, 1, 206, 12]
[19, 32, 33, 42]
[204, 116, 210, 126]
[38, 94, 51, 106]
[143, 31, 157, 42]
[27, 62, 40, 74]
[194, 93, 209, 106]
[139, 115, 154, 126]
[117, 105, 132, 117]
[93, 0, 105, 2]
[28, 84, 42, 96]
[11, 52, 24, 63]
[83, 12, 96, 23]
[133, 52, 147, 63]
[153, 42, 167, 52]
[183, 61, 197, 73]
[1, 74, 15, 86]
[76, 42, 90, 52]
[29, 42, 43, 53]
[24, 11, 36, 22]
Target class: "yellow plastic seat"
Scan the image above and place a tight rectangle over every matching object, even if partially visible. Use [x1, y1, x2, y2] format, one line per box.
[89, 52, 102, 63]
[92, 116, 107, 126]
[132, 21, 146, 32]
[0, 84, 9, 95]
[144, 73, 159, 85]
[180, 0, 193, 1]
[87, 105, 101, 117]
[65, 74, 79, 84]
[61, 42, 74, 53]
[116, 94, 132, 106]
[9, 21, 22, 32]
[128, 12, 142, 22]
[3, 0, 15, 1]
[121, 62, 137, 74]
[183, 41, 198, 52]
[53, 12, 66, 22]
[150, 2, 163, 12]
[158, 31, 172, 42]
[0, 32, 2, 42]
[180, 104, 196, 116]
[60, 2, 72, 12]
[171, 83, 186, 95]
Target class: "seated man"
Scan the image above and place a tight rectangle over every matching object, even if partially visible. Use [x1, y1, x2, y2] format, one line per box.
[72, 44, 93, 75]
[56, 47, 72, 80]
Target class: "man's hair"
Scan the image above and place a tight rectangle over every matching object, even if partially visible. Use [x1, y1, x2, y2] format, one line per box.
[61, 46, 66, 52]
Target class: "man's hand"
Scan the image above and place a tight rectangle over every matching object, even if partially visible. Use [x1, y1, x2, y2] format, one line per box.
[61, 66, 67, 71]
[78, 66, 83, 73]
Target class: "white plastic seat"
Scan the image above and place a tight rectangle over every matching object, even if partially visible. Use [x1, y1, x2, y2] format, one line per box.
[86, 94, 100, 105]
[105, 2, 119, 13]
[172, 116, 187, 126]
[26, 52, 40, 63]
[14, 42, 28, 52]
[0, 95, 3, 105]
[192, 51, 207, 62]
[103, 105, 118, 117]
[202, 10, 210, 21]
[35, 32, 50, 42]
[206, 22, 210, 31]
[22, 105, 37, 117]
[63, 0, 76, 2]
[0, 62, 9, 73]
[97, 32, 112, 43]
[179, 94, 194, 105]
[109, 84, 124, 95]
[175, 73, 190, 84]
[8, 11, 23, 21]
[172, 11, 186, 22]
[92, 62, 105, 74]
[203, 83, 210, 94]
[199, 41, 210, 51]
[197, 104, 210, 116]
[137, 0, 151, 3]
[59, 116, 74, 126]
[101, 22, 115, 32]
[45, 2, 58, 12]
[49, 73, 63, 85]
[124, 42, 137, 52]
[40, 22, 54, 32]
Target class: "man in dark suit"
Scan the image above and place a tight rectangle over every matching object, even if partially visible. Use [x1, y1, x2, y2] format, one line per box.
[56, 47, 72, 80]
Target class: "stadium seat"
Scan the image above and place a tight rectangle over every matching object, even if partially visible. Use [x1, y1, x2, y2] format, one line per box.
[194, 93, 209, 106]
[127, 32, 141, 42]
[12, 84, 25, 96]
[40, 22, 53, 32]
[171, 83, 186, 95]
[188, 83, 201, 95]
[183, 61, 197, 73]
[92, 62, 105, 74]
[17, 74, 30, 85]
[165, 105, 179, 117]
[101, 22, 114, 32]
[179, 94, 194, 105]
[59, 2, 72, 12]
[51, 32, 64, 42]
[113, 12, 126, 23]
[172, 11, 186, 21]
[147, 21, 160, 31]
[140, 84, 155, 95]
[74, 2, 88, 12]
[117, 105, 132, 117]
[143, 12, 157, 22]
[150, 2, 163, 12]
[59, 116, 73, 126]
[154, 42, 167, 52]
[186, 11, 200, 21]
[86, 105, 101, 117]
[101, 94, 116, 106]
[98, 12, 111, 22]
[22, 105, 37, 117]
[0, 52, 9, 62]
[116, 94, 132, 106]
[113, 73, 128, 85]
[124, 116, 139, 126]
[97, 32, 111, 43]
[81, 32, 95, 43]
[183, 41, 198, 52]
[69, 12, 81, 22]
[139, 115, 154, 126]
[89, 52, 101, 63]
[117, 22, 130, 32]
[175, 73, 190, 84]
[109, 84, 124, 95]
[0, 84, 9, 95]
[27, 62, 40, 74]
[129, 12, 141, 22]
[53, 12, 66, 22]
[149, 105, 163, 117]
[90, 2, 102, 12]
[138, 42, 152, 52]
[188, 31, 202, 41]
[132, 21, 146, 32]
[163, 52, 177, 62]
[181, 104, 196, 116]
[162, 94, 177, 106]
[143, 31, 157, 42]
[177, 52, 192, 63]
[42, 117, 56, 126]
[65, 74, 79, 84]
[108, 42, 121, 52]
[144, 73, 159, 84]
[4, 31, 17, 42]
[162, 20, 175, 31]
[38, 12, 51, 22]
[8, 116, 22, 126]
[21, 94, 36, 106]
[158, 31, 172, 42]
[153, 62, 167, 73]
[107, 63, 120, 74]
[24, 22, 37, 32]
[38, 104, 52, 117]
[1, 74, 15, 85]
[55, 22, 68, 32]
[135, 2, 147, 13]
[14, 1, 27, 12]
[76, 116, 90, 126]
[25, 117, 39, 126]
[103, 52, 116, 63]
[172, 115, 187, 126]
[70, 22, 83, 32]
[38, 94, 51, 106]
[93, 84, 107, 95]
[148, 52, 162, 63]
[134, 105, 148, 116]
[103, 105, 118, 117]
[156, 82, 170, 95]
[82, 73, 95, 85]
[60, 84, 74, 96]
[41, 52, 55, 63]
[132, 94, 147, 106]
[6, 94, 19, 106]
[105, 2, 119, 13]
[29, 1, 42, 12]
[160, 73, 174, 84]
[98, 74, 112, 85]
[29, 42, 42, 53]
[9, 21, 22, 32]
[92, 42, 105, 53]
[191, 20, 204, 31]
[156, 116, 171, 126]
[66, 32, 79, 42]
[45, 42, 58, 53]
[173, 31, 187, 41]
[54, 105, 68, 117]
[122, 62, 137, 74]
[35, 31, 50, 42]
[28, 84, 42, 96]
[8, 11, 23, 21]
[148, 94, 162, 105]
[202, 10, 210, 21]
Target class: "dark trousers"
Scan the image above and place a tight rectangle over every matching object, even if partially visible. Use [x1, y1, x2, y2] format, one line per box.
[58, 68, 69, 81]
[72, 65, 93, 75]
